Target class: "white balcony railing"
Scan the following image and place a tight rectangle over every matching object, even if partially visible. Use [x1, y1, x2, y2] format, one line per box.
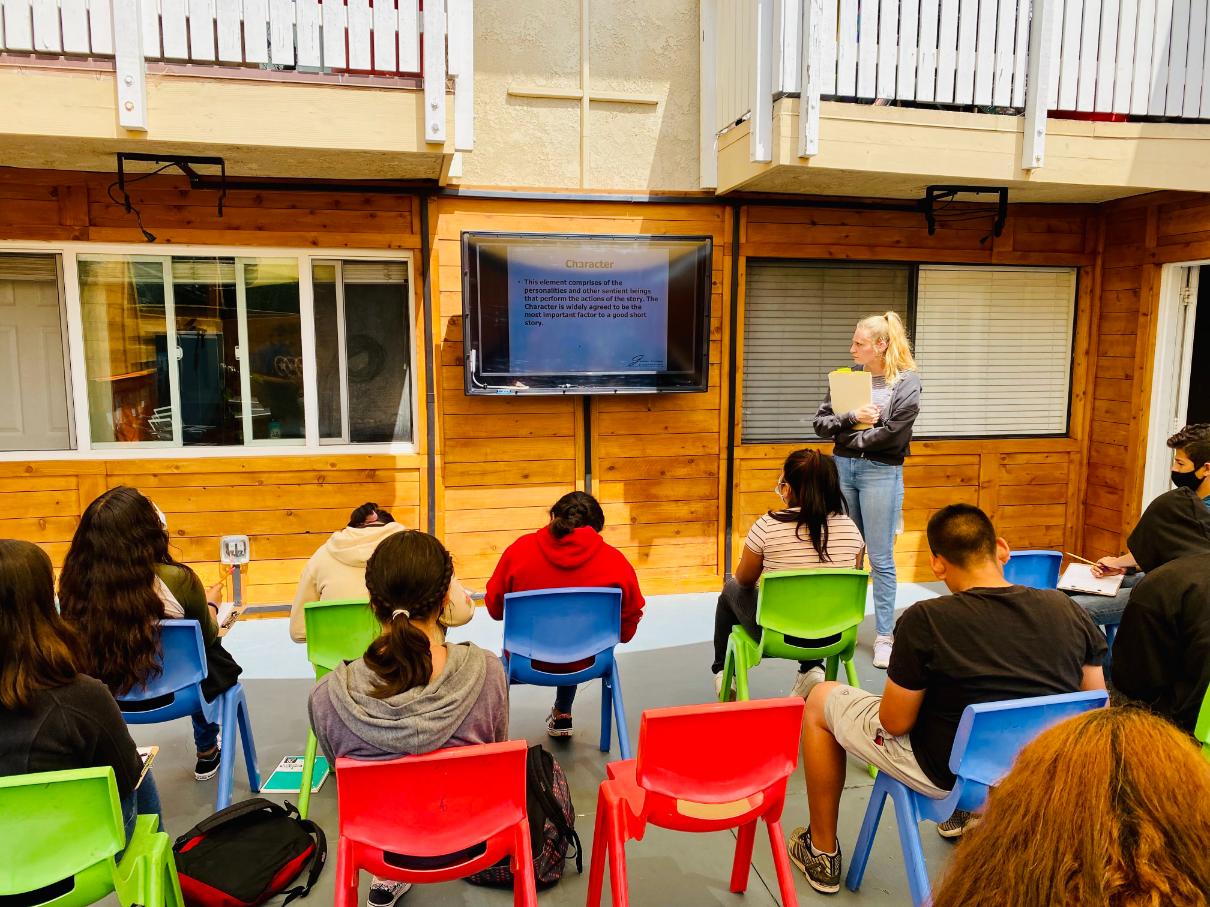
[0, 0, 473, 148]
[705, 0, 1210, 178]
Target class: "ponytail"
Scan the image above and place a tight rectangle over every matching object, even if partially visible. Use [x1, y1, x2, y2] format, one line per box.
[769, 448, 847, 560]
[362, 531, 454, 698]
[857, 311, 917, 385]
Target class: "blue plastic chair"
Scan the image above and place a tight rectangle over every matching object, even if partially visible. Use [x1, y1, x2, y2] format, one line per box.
[845, 689, 1109, 907]
[502, 587, 631, 759]
[116, 620, 260, 811]
[1002, 549, 1063, 588]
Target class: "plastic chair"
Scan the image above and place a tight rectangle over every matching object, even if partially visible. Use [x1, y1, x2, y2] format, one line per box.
[845, 689, 1109, 907]
[0, 766, 184, 907]
[1196, 683, 1210, 763]
[115, 619, 259, 811]
[720, 568, 870, 702]
[1002, 549, 1063, 589]
[333, 740, 536, 907]
[297, 598, 382, 818]
[587, 697, 805, 907]
[502, 587, 631, 759]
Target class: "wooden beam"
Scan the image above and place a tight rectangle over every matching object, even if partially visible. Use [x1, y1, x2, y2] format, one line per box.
[1022, 0, 1059, 169]
[752, 0, 774, 162]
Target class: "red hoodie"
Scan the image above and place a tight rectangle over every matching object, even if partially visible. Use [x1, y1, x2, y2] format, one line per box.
[485, 526, 645, 643]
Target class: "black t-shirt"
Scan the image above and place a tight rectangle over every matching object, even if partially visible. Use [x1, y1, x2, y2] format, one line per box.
[0, 675, 143, 800]
[889, 585, 1106, 790]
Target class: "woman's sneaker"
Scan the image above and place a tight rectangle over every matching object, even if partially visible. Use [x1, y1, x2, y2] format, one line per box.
[193, 746, 220, 781]
[872, 635, 894, 670]
[367, 878, 412, 907]
[788, 826, 841, 894]
[546, 708, 574, 737]
[937, 809, 980, 839]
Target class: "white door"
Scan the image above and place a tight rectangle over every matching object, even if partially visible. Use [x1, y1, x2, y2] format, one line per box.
[0, 259, 72, 451]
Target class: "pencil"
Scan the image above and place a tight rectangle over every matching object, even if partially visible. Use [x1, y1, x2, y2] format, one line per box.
[1064, 552, 1097, 566]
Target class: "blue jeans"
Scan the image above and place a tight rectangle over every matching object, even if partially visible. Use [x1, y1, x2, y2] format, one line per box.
[554, 685, 577, 714]
[1068, 572, 1140, 628]
[192, 712, 220, 753]
[119, 771, 163, 858]
[836, 455, 904, 637]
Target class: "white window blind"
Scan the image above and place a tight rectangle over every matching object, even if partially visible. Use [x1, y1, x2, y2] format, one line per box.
[913, 266, 1076, 437]
[742, 262, 910, 443]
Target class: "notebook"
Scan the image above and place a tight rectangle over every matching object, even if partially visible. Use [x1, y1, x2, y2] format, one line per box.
[261, 755, 331, 795]
[828, 368, 874, 430]
[1057, 564, 1126, 597]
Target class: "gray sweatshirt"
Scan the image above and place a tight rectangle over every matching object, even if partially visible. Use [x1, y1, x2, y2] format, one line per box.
[308, 642, 509, 765]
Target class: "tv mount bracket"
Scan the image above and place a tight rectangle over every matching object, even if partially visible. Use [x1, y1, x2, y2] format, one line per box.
[116, 152, 227, 217]
[923, 185, 1008, 238]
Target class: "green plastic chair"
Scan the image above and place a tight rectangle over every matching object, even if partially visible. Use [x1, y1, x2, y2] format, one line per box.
[0, 766, 183, 907]
[298, 598, 383, 818]
[1196, 683, 1210, 764]
[720, 568, 870, 703]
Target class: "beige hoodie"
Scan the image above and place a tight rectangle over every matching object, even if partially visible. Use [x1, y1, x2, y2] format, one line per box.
[289, 522, 474, 642]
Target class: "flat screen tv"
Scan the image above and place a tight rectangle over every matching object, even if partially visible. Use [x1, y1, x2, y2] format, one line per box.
[461, 232, 713, 395]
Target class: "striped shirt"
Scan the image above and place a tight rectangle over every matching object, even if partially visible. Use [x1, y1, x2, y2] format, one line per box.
[871, 374, 892, 413]
[744, 511, 865, 571]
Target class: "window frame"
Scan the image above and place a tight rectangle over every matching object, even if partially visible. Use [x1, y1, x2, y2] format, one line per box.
[0, 240, 418, 460]
[738, 257, 1081, 444]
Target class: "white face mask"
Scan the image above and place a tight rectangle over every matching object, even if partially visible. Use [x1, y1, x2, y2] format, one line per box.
[152, 503, 167, 529]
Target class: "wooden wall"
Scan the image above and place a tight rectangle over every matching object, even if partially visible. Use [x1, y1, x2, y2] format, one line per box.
[734, 203, 1098, 582]
[428, 198, 731, 594]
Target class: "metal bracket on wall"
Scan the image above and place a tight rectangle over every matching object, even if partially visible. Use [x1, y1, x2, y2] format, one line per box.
[116, 152, 228, 216]
[922, 185, 1008, 239]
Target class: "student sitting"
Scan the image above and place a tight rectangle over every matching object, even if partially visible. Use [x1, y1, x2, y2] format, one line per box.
[289, 502, 474, 643]
[309, 530, 507, 907]
[1112, 549, 1210, 735]
[1071, 423, 1210, 627]
[931, 707, 1210, 906]
[485, 491, 644, 739]
[712, 448, 865, 699]
[788, 504, 1106, 895]
[59, 486, 239, 782]
[0, 539, 162, 844]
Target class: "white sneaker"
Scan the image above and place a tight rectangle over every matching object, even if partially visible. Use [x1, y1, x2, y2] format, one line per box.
[872, 635, 893, 670]
[791, 666, 826, 701]
[714, 672, 724, 695]
[367, 879, 412, 907]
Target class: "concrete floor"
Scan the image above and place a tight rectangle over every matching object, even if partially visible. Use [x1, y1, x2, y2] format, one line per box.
[116, 622, 955, 907]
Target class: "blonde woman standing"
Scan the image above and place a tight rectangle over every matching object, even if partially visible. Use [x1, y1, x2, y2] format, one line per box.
[814, 312, 921, 669]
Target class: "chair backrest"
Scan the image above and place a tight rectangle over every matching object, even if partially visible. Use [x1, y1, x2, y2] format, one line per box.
[948, 690, 1109, 787]
[1002, 550, 1063, 589]
[303, 599, 382, 678]
[1195, 683, 1210, 760]
[0, 767, 124, 896]
[335, 740, 528, 858]
[755, 569, 870, 639]
[502, 587, 622, 663]
[635, 698, 805, 803]
[116, 618, 208, 702]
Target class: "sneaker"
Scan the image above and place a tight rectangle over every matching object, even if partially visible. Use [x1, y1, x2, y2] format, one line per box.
[791, 666, 826, 701]
[193, 746, 220, 781]
[937, 809, 980, 840]
[787, 826, 841, 895]
[367, 878, 412, 907]
[546, 708, 574, 738]
[872, 635, 894, 670]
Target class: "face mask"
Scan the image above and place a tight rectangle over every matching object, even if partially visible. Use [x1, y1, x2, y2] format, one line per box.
[1171, 468, 1205, 491]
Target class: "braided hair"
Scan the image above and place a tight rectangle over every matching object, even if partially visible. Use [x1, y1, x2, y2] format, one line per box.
[548, 491, 605, 539]
[362, 530, 454, 698]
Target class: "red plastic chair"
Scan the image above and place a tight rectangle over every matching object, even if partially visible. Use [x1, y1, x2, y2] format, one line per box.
[586, 698, 805, 907]
[333, 740, 537, 907]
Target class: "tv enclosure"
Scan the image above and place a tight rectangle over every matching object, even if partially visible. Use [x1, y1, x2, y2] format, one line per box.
[462, 232, 712, 395]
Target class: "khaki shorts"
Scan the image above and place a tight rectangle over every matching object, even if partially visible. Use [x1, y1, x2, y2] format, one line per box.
[822, 685, 949, 799]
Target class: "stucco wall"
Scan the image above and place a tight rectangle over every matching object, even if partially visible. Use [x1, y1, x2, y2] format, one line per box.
[461, 0, 700, 190]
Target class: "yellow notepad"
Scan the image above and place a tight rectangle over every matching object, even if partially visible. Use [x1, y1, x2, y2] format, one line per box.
[829, 368, 874, 430]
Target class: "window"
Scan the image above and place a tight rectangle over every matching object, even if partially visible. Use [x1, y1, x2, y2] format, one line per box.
[741, 261, 1077, 442]
[742, 262, 910, 443]
[313, 260, 413, 444]
[0, 254, 72, 450]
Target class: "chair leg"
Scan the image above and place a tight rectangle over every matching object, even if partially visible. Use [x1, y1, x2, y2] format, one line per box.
[333, 838, 358, 907]
[513, 818, 538, 907]
[844, 774, 890, 893]
[843, 656, 860, 689]
[298, 729, 318, 819]
[609, 665, 632, 760]
[216, 689, 239, 811]
[720, 645, 736, 703]
[888, 787, 931, 907]
[236, 688, 260, 793]
[729, 820, 757, 893]
[734, 645, 751, 702]
[765, 818, 799, 907]
[586, 796, 611, 907]
[605, 811, 630, 907]
[824, 655, 839, 682]
[600, 675, 614, 755]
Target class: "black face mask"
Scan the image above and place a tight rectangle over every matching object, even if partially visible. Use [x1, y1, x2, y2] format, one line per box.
[1171, 468, 1205, 491]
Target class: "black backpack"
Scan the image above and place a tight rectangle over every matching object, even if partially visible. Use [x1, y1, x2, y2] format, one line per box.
[172, 799, 326, 907]
[467, 745, 583, 889]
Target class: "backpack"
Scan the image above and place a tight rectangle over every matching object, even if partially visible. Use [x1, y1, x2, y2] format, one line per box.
[172, 799, 326, 907]
[467, 745, 583, 889]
